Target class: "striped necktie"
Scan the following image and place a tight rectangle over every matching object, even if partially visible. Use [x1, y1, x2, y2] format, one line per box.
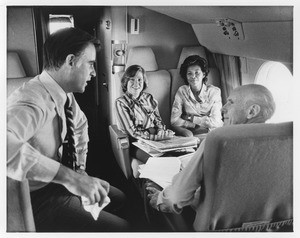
[62, 96, 77, 170]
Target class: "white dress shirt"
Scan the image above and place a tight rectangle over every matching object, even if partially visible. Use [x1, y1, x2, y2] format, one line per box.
[171, 84, 223, 129]
[156, 140, 205, 226]
[7, 71, 89, 191]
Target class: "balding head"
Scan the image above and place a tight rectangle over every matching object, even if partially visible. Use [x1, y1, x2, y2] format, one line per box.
[222, 84, 276, 125]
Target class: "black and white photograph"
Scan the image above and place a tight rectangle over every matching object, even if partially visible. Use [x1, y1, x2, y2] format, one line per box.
[1, 0, 298, 237]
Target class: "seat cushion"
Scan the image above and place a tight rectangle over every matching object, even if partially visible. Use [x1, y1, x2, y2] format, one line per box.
[126, 47, 158, 71]
[7, 77, 33, 97]
[144, 70, 172, 128]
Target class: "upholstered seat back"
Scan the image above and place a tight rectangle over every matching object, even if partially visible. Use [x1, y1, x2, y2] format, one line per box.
[195, 122, 293, 231]
[127, 47, 171, 128]
[144, 70, 171, 129]
[7, 52, 33, 97]
[7, 52, 35, 231]
[112, 46, 172, 129]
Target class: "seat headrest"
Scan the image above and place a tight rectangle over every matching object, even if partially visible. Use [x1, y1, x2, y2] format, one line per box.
[7, 52, 26, 78]
[177, 46, 207, 68]
[126, 47, 158, 72]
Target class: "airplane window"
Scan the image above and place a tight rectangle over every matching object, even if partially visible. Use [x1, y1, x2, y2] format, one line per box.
[255, 61, 293, 123]
[49, 14, 74, 35]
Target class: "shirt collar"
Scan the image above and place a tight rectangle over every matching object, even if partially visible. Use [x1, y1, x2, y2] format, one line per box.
[125, 91, 143, 101]
[39, 71, 68, 113]
[188, 84, 207, 102]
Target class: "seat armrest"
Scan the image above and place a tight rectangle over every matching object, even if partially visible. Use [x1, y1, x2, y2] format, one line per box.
[109, 125, 132, 179]
[7, 177, 35, 231]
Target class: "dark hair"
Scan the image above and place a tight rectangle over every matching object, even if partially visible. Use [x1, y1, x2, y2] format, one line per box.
[43, 27, 101, 70]
[121, 65, 148, 93]
[179, 55, 209, 85]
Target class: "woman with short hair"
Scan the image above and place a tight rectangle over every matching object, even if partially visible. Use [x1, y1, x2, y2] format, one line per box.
[116, 64, 174, 163]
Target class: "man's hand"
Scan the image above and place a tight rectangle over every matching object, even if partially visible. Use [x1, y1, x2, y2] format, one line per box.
[146, 187, 160, 210]
[146, 184, 172, 213]
[53, 165, 110, 207]
[201, 117, 211, 128]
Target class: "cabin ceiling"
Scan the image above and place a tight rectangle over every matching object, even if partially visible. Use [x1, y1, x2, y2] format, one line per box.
[144, 6, 293, 24]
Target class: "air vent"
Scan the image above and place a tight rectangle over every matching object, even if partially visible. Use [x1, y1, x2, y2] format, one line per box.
[213, 18, 245, 40]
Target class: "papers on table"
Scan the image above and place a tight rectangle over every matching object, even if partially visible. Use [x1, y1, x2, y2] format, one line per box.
[138, 152, 195, 189]
[138, 136, 199, 153]
[133, 137, 198, 157]
[132, 141, 164, 157]
[139, 157, 181, 189]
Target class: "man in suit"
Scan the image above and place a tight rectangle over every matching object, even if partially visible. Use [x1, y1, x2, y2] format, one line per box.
[7, 27, 129, 231]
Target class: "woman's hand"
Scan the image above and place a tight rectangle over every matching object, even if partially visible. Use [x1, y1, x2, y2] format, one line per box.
[201, 116, 211, 128]
[181, 114, 194, 122]
[156, 129, 175, 141]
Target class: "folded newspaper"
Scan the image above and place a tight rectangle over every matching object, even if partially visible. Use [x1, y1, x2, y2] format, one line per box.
[138, 136, 199, 153]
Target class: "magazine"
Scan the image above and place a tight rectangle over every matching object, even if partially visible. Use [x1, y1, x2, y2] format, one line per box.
[138, 136, 199, 153]
[132, 141, 164, 157]
[133, 141, 196, 156]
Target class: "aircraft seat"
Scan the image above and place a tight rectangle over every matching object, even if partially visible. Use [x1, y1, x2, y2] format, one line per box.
[168, 46, 221, 108]
[109, 46, 172, 179]
[125, 46, 172, 128]
[194, 121, 293, 231]
[7, 51, 35, 231]
[7, 52, 33, 96]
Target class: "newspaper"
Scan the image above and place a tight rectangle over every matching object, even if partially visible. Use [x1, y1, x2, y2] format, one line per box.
[138, 136, 199, 153]
[132, 141, 164, 157]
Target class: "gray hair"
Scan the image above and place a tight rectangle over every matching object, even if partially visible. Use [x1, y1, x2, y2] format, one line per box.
[241, 84, 276, 122]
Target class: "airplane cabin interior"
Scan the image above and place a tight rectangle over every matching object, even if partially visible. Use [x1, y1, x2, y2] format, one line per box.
[5, 4, 295, 233]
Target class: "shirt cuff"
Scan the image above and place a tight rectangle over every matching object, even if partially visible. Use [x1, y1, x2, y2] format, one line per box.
[27, 153, 61, 183]
[157, 189, 182, 214]
[157, 190, 164, 205]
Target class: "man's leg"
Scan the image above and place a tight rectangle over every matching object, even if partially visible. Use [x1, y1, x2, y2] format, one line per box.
[104, 185, 128, 219]
[30, 183, 130, 232]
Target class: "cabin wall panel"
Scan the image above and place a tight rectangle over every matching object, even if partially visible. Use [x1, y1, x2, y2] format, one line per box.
[192, 21, 292, 64]
[7, 7, 39, 77]
[97, 7, 113, 125]
[240, 57, 266, 85]
[127, 7, 199, 70]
